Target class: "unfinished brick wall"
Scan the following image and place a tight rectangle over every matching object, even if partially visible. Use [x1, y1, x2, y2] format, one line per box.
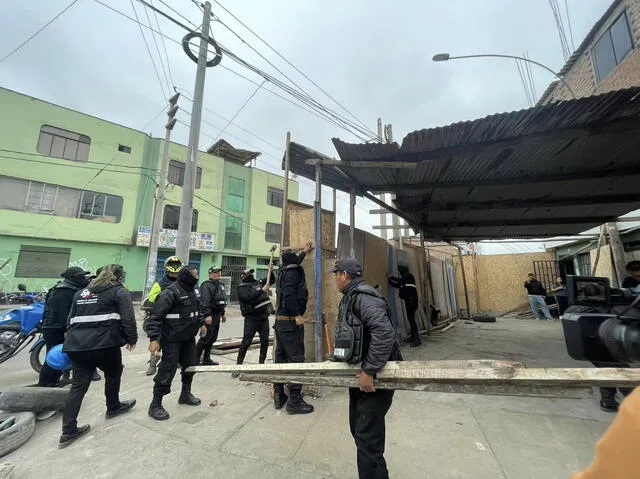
[544, 0, 640, 102]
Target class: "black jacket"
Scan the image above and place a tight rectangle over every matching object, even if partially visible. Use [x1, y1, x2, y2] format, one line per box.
[200, 279, 228, 317]
[389, 272, 418, 302]
[41, 280, 82, 331]
[63, 283, 138, 352]
[276, 252, 308, 317]
[146, 283, 203, 342]
[238, 273, 275, 317]
[622, 276, 640, 288]
[524, 279, 546, 296]
[338, 278, 402, 376]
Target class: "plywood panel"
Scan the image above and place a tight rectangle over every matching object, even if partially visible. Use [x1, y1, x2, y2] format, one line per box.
[287, 208, 334, 251]
[590, 244, 614, 281]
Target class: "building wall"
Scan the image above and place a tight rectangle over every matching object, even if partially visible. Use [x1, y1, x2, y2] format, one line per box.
[455, 252, 556, 314]
[544, 0, 640, 102]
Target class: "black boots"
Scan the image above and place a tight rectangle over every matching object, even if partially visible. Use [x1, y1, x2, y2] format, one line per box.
[178, 385, 201, 406]
[106, 399, 136, 419]
[197, 343, 219, 365]
[148, 395, 170, 421]
[286, 391, 314, 415]
[273, 384, 288, 410]
[59, 425, 91, 448]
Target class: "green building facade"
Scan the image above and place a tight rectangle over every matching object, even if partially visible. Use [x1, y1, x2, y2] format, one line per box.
[0, 87, 297, 299]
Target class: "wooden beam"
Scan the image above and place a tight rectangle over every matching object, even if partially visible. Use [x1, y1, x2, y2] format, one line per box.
[238, 374, 589, 398]
[369, 167, 640, 192]
[422, 216, 614, 229]
[304, 159, 417, 168]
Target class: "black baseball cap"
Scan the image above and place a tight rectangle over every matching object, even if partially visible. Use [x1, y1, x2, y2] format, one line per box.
[327, 258, 362, 276]
[61, 266, 91, 278]
[208, 266, 222, 274]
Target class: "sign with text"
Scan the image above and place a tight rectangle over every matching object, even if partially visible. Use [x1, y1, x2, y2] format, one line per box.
[136, 226, 214, 252]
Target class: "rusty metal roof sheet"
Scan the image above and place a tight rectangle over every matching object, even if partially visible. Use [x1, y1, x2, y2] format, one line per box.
[307, 87, 640, 241]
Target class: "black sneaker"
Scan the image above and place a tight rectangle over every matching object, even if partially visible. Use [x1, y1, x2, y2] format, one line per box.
[148, 403, 170, 421]
[201, 358, 219, 366]
[59, 425, 91, 448]
[600, 400, 619, 413]
[106, 399, 136, 419]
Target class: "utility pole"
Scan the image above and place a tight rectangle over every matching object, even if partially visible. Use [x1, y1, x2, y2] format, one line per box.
[376, 118, 387, 240]
[385, 124, 402, 246]
[144, 92, 180, 296]
[175, 1, 212, 261]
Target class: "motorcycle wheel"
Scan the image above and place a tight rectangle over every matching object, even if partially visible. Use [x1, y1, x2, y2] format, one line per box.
[0, 330, 19, 364]
[29, 341, 46, 374]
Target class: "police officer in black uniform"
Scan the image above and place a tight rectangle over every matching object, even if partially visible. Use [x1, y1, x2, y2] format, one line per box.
[236, 268, 275, 370]
[273, 242, 314, 414]
[60, 264, 138, 448]
[389, 265, 421, 347]
[330, 258, 402, 479]
[147, 265, 206, 421]
[38, 266, 92, 387]
[196, 266, 228, 365]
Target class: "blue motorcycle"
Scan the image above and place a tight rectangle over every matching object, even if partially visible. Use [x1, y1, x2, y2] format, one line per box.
[0, 301, 46, 373]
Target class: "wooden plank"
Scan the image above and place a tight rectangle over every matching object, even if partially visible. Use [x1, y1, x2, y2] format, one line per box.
[237, 374, 589, 399]
[187, 359, 525, 374]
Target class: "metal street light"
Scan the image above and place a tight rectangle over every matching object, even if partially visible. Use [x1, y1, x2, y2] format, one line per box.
[432, 52, 576, 99]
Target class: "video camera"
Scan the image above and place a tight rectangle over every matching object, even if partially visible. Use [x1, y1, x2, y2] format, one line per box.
[562, 275, 640, 363]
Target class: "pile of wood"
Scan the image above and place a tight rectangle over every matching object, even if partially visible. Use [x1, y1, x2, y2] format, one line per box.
[187, 360, 640, 399]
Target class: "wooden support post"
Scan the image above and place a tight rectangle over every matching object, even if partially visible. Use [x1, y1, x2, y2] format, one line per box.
[314, 162, 323, 361]
[349, 187, 356, 257]
[457, 248, 471, 319]
[607, 222, 627, 286]
[591, 225, 606, 275]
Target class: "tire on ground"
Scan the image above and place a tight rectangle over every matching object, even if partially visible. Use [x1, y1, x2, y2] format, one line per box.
[0, 412, 35, 458]
[0, 387, 69, 413]
[472, 314, 497, 323]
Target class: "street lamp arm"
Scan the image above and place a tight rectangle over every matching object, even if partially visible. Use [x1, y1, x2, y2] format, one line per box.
[434, 53, 576, 100]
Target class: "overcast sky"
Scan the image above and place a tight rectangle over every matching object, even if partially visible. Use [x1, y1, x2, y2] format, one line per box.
[0, 0, 613, 240]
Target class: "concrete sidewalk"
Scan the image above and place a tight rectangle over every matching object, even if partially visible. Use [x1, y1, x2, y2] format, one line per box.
[0, 318, 613, 478]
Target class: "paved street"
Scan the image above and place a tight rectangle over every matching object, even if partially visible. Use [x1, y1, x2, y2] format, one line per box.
[0, 316, 615, 478]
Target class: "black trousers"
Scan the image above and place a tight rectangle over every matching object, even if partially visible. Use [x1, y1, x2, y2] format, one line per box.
[405, 299, 421, 345]
[237, 314, 270, 365]
[196, 315, 221, 355]
[349, 388, 395, 479]
[593, 361, 634, 403]
[274, 320, 305, 395]
[38, 329, 66, 387]
[556, 296, 569, 316]
[62, 347, 123, 434]
[153, 339, 197, 397]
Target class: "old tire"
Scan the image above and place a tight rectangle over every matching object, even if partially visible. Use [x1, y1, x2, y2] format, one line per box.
[0, 388, 69, 413]
[0, 412, 35, 458]
[473, 314, 497, 323]
[29, 341, 46, 374]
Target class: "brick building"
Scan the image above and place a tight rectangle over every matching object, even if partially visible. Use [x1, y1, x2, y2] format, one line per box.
[539, 0, 640, 104]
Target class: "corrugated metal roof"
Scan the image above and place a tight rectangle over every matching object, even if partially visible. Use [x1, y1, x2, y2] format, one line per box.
[295, 87, 640, 241]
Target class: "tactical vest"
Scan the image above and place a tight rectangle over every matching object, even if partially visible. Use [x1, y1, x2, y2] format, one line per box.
[276, 264, 309, 311]
[333, 284, 393, 363]
[238, 280, 271, 317]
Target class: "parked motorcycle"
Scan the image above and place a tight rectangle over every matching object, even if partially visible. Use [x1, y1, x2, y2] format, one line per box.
[0, 302, 46, 373]
[3, 284, 45, 305]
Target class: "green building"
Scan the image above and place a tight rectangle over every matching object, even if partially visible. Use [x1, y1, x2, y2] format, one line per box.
[0, 87, 298, 299]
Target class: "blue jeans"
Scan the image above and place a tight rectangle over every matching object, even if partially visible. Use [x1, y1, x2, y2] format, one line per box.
[528, 295, 553, 319]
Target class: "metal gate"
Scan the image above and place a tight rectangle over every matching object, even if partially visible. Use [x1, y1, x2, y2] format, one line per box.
[533, 260, 560, 291]
[222, 256, 246, 301]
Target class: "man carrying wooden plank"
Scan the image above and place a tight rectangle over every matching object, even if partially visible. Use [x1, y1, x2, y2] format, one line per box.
[329, 258, 403, 479]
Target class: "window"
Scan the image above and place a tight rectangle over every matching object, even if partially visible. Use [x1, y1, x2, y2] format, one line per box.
[162, 205, 198, 232]
[265, 222, 282, 243]
[0, 175, 122, 223]
[256, 258, 270, 266]
[118, 144, 131, 153]
[255, 268, 268, 281]
[227, 177, 245, 213]
[224, 215, 243, 250]
[16, 245, 71, 278]
[593, 12, 634, 81]
[168, 160, 202, 189]
[36, 125, 90, 162]
[267, 187, 284, 208]
[576, 253, 592, 276]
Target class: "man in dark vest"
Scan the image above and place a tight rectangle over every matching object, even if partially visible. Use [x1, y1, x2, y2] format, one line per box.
[235, 268, 275, 372]
[147, 266, 206, 421]
[38, 266, 92, 387]
[196, 266, 228, 365]
[329, 258, 402, 479]
[273, 242, 314, 414]
[388, 265, 421, 347]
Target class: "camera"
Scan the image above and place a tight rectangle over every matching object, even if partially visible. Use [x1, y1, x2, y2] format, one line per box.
[561, 275, 640, 363]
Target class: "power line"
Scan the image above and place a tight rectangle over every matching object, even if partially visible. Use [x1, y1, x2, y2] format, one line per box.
[32, 106, 168, 236]
[151, 0, 176, 87]
[194, 193, 266, 233]
[0, 0, 80, 64]
[210, 0, 374, 134]
[0, 151, 160, 174]
[130, 0, 167, 97]
[143, 0, 173, 93]
[212, 80, 265, 143]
